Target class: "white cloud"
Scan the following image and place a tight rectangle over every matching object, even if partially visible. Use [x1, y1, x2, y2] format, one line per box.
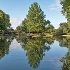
[10, 18, 23, 29]
[49, 0, 62, 11]
[10, 39, 22, 49]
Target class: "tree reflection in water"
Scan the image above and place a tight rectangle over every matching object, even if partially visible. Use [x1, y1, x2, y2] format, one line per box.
[1, 35, 70, 69]
[0, 36, 14, 59]
[60, 49, 70, 70]
[56, 37, 70, 70]
[17, 36, 55, 69]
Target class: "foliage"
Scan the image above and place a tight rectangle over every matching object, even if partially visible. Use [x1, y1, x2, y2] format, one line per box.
[21, 2, 46, 33]
[60, 0, 70, 22]
[0, 36, 12, 59]
[58, 22, 68, 34]
[0, 10, 11, 31]
[16, 36, 56, 68]
[60, 49, 70, 70]
[21, 18, 27, 33]
[55, 37, 70, 48]
[45, 24, 54, 34]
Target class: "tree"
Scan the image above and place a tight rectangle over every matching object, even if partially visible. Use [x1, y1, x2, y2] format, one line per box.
[46, 20, 51, 25]
[0, 10, 11, 32]
[56, 22, 69, 35]
[21, 18, 27, 32]
[16, 26, 22, 34]
[43, 20, 51, 26]
[0, 10, 6, 31]
[60, 22, 68, 33]
[5, 14, 11, 29]
[45, 24, 54, 34]
[22, 2, 46, 33]
[60, 0, 70, 22]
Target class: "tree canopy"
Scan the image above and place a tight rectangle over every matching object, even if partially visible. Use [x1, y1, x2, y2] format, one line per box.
[0, 10, 11, 31]
[60, 0, 70, 22]
[21, 2, 46, 33]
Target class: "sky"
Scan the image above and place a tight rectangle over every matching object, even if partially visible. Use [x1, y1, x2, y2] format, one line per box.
[0, 0, 67, 29]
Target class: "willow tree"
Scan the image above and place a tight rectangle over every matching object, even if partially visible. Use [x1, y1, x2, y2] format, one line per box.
[22, 2, 46, 33]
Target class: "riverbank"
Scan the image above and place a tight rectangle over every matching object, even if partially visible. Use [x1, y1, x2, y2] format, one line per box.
[1, 33, 70, 38]
[62, 35, 70, 37]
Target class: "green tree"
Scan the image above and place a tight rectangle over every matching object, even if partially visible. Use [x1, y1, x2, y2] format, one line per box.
[21, 18, 27, 32]
[22, 2, 46, 33]
[60, 22, 68, 33]
[56, 22, 68, 35]
[5, 14, 11, 29]
[0, 10, 11, 32]
[45, 24, 54, 34]
[46, 20, 51, 25]
[16, 26, 22, 34]
[0, 10, 6, 31]
[60, 0, 70, 22]
[60, 0, 70, 34]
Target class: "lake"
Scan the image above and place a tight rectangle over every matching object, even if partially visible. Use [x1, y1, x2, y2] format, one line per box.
[0, 36, 69, 70]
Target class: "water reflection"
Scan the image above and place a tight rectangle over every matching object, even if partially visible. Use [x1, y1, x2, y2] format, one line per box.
[55, 36, 70, 48]
[60, 49, 70, 70]
[0, 36, 70, 70]
[16, 36, 54, 69]
[0, 36, 14, 59]
[56, 37, 70, 70]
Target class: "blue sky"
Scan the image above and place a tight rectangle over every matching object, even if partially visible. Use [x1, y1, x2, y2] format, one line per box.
[0, 0, 67, 29]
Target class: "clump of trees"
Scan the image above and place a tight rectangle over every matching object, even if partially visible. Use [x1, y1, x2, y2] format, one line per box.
[56, 0, 70, 35]
[16, 2, 54, 35]
[45, 20, 54, 34]
[51, 0, 70, 36]
[17, 1, 70, 36]
[0, 10, 16, 35]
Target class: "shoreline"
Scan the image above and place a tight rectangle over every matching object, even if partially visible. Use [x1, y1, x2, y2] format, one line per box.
[61, 35, 70, 37]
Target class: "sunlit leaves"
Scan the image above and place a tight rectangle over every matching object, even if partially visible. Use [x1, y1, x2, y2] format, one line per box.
[22, 2, 46, 33]
[0, 10, 10, 31]
[60, 0, 70, 22]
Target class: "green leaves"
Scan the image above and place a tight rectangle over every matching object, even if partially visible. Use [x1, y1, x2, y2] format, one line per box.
[0, 10, 10, 31]
[22, 2, 46, 33]
[19, 37, 51, 69]
[45, 24, 54, 34]
[60, 0, 70, 22]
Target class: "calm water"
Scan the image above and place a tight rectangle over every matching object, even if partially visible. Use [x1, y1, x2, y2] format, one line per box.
[0, 36, 70, 70]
